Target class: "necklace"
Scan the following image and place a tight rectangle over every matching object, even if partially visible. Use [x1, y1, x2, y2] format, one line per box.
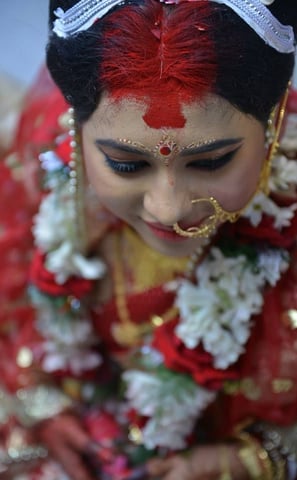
[111, 227, 209, 347]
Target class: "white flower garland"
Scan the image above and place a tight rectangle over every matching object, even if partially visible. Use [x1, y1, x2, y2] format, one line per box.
[33, 147, 106, 284]
[175, 247, 289, 369]
[243, 151, 297, 228]
[31, 141, 106, 376]
[124, 368, 215, 449]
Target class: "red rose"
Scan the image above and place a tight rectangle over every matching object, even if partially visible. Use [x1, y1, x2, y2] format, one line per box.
[54, 136, 72, 166]
[227, 210, 297, 249]
[29, 249, 94, 298]
[152, 319, 239, 390]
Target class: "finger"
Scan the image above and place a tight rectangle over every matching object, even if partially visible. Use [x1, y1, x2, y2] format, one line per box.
[49, 441, 93, 480]
[146, 458, 167, 476]
[162, 464, 193, 480]
[60, 416, 91, 452]
[124, 465, 149, 480]
[147, 457, 194, 480]
[40, 414, 91, 453]
[146, 457, 175, 477]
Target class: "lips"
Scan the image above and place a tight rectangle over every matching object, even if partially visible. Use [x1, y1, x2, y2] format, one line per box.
[144, 221, 189, 241]
[146, 222, 174, 232]
[144, 215, 210, 241]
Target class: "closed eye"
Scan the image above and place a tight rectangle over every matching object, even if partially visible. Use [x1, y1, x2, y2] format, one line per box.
[104, 156, 149, 173]
[104, 146, 240, 173]
[187, 148, 240, 171]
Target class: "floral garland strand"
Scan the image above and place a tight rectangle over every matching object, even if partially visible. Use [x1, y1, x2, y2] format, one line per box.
[30, 132, 106, 376]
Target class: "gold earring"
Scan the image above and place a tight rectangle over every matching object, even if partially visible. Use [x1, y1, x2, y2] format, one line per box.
[259, 83, 291, 195]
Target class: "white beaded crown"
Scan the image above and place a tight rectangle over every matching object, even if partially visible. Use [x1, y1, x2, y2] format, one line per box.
[53, 0, 295, 53]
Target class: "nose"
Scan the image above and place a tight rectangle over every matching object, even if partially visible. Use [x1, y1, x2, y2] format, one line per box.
[143, 174, 193, 226]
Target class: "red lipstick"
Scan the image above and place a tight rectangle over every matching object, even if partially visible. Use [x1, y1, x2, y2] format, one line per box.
[145, 222, 186, 241]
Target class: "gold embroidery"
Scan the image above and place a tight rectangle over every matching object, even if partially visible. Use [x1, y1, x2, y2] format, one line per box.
[272, 378, 293, 394]
[223, 378, 261, 400]
[241, 379, 262, 400]
[223, 380, 242, 395]
[224, 377, 294, 399]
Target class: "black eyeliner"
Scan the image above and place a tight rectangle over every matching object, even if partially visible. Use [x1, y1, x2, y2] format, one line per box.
[104, 155, 148, 173]
[188, 147, 240, 171]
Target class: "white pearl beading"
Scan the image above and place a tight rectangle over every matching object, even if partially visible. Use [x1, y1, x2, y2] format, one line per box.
[53, 0, 295, 53]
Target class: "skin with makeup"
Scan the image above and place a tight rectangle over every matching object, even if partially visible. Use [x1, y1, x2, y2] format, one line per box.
[82, 95, 264, 258]
[0, 1, 297, 480]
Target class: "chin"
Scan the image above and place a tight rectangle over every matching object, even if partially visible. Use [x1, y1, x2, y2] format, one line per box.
[141, 232, 198, 258]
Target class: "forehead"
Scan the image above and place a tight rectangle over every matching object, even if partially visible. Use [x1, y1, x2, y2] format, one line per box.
[85, 93, 256, 144]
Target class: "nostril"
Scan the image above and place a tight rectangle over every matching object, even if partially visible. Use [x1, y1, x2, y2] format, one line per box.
[143, 191, 193, 228]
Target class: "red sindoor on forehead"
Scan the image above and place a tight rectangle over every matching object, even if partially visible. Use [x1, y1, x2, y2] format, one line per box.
[143, 90, 190, 128]
[100, 1, 217, 127]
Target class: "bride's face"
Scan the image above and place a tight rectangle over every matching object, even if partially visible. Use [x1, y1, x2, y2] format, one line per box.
[82, 93, 266, 257]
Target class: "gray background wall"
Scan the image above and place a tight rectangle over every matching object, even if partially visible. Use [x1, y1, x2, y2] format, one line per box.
[0, 1, 48, 87]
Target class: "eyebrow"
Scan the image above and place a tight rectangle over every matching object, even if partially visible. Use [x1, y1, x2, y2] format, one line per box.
[95, 139, 148, 157]
[180, 138, 244, 156]
[95, 137, 244, 157]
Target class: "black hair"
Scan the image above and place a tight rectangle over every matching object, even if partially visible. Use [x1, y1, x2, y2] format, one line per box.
[47, 0, 297, 124]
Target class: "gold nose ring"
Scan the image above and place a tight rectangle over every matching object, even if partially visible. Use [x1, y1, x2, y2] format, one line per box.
[173, 197, 242, 239]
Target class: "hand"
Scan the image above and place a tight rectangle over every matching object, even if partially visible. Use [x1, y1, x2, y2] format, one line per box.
[35, 412, 98, 480]
[146, 444, 249, 480]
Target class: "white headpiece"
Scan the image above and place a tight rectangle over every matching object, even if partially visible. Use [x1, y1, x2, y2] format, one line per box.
[53, 0, 295, 53]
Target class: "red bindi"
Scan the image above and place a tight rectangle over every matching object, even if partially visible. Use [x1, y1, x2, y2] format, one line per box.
[159, 146, 172, 156]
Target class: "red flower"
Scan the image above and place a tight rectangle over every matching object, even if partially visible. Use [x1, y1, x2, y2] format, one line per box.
[153, 319, 239, 390]
[227, 209, 297, 249]
[54, 136, 72, 166]
[84, 410, 122, 444]
[29, 249, 94, 298]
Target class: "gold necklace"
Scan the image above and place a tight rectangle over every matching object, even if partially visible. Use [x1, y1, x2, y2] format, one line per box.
[111, 227, 209, 347]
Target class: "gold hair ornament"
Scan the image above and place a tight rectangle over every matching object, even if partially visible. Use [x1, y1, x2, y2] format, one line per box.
[173, 86, 291, 239]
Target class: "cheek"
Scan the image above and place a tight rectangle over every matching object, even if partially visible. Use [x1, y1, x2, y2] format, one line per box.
[211, 149, 265, 211]
[83, 151, 139, 215]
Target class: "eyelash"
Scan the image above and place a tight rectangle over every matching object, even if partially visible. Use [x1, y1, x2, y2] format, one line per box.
[188, 150, 236, 171]
[104, 149, 237, 174]
[105, 156, 149, 173]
